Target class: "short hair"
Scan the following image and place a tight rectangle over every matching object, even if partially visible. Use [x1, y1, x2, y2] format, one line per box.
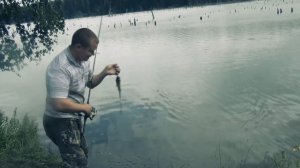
[71, 28, 98, 48]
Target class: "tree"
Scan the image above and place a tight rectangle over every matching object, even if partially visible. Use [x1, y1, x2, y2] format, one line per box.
[0, 0, 64, 74]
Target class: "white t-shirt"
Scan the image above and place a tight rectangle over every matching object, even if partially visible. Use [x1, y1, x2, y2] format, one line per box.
[45, 47, 92, 118]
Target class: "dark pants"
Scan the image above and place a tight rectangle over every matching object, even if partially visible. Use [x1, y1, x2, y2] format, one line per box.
[43, 115, 88, 168]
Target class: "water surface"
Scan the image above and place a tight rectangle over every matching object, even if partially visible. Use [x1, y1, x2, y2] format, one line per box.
[1, 0, 300, 167]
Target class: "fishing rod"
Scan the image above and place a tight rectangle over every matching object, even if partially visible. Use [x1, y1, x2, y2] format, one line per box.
[83, 16, 122, 133]
[82, 16, 122, 134]
[83, 16, 103, 134]
[87, 16, 103, 106]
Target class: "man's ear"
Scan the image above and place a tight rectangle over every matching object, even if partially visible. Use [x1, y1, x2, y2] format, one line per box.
[75, 44, 82, 49]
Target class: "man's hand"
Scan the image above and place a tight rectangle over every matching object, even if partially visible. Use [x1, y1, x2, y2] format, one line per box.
[105, 64, 120, 76]
[82, 104, 96, 119]
[88, 64, 121, 89]
[82, 104, 93, 116]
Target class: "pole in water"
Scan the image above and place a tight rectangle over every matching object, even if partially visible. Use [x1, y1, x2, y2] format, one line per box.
[116, 75, 122, 112]
[151, 10, 155, 20]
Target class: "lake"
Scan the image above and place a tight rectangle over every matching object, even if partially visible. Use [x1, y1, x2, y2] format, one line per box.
[1, 0, 300, 167]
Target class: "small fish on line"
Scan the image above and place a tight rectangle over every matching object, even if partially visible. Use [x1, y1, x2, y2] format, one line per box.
[116, 75, 121, 98]
[116, 75, 122, 112]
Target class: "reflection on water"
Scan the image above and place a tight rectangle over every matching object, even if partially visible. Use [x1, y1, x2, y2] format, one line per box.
[1, 0, 300, 167]
[86, 100, 191, 168]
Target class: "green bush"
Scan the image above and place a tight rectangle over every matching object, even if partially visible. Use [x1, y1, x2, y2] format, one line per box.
[0, 109, 61, 168]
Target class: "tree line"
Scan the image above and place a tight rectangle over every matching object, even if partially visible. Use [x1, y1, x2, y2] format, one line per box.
[1, 0, 251, 73]
[62, 0, 252, 18]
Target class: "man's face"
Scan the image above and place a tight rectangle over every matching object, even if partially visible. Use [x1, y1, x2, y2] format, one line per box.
[78, 39, 98, 62]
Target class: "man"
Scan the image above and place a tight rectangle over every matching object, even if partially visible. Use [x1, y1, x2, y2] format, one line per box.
[43, 28, 120, 168]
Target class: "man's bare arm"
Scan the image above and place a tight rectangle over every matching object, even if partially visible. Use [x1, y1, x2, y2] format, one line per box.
[48, 98, 92, 115]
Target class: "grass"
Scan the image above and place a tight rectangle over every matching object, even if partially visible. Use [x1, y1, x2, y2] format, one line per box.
[0, 108, 61, 168]
[216, 144, 300, 168]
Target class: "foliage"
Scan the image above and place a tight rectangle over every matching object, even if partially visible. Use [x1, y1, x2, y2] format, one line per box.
[0, 0, 64, 74]
[0, 109, 61, 168]
[216, 144, 300, 168]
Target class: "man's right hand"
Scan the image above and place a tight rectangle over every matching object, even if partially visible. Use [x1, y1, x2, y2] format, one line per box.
[82, 104, 93, 116]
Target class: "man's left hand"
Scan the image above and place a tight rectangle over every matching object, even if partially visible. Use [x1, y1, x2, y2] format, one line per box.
[105, 64, 120, 75]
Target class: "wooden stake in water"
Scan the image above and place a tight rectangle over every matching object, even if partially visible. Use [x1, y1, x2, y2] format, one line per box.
[116, 75, 122, 112]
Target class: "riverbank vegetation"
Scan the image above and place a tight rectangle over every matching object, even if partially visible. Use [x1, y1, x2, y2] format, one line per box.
[0, 109, 60, 168]
[216, 145, 300, 168]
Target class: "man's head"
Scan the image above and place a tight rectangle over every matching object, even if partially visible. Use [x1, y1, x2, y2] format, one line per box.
[70, 28, 99, 62]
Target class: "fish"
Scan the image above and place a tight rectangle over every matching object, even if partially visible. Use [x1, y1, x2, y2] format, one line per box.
[116, 75, 121, 98]
[116, 75, 122, 112]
